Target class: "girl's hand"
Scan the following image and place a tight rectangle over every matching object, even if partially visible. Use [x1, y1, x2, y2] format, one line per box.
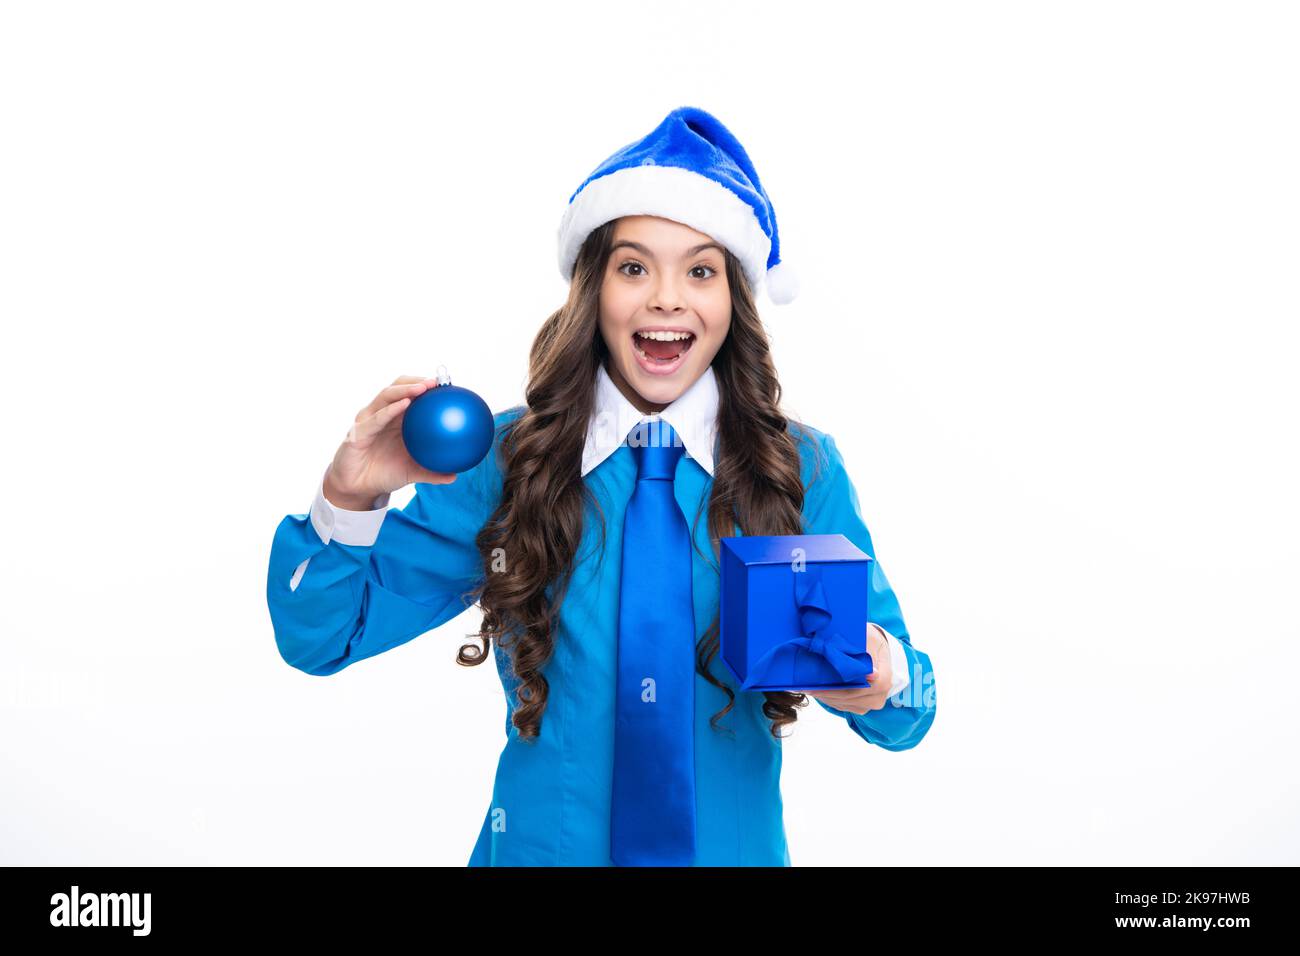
[323, 375, 459, 509]
[801, 623, 893, 714]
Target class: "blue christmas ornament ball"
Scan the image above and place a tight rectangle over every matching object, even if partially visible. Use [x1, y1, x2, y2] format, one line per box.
[401, 369, 495, 474]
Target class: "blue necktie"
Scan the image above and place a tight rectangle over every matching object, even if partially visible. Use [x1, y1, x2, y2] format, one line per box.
[610, 418, 697, 866]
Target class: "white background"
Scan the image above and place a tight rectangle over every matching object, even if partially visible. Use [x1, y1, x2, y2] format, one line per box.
[2, 0, 1296, 865]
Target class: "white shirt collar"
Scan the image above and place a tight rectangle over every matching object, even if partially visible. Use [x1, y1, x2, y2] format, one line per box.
[581, 362, 720, 477]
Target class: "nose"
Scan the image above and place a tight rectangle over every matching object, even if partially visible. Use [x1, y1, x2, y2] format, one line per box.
[647, 274, 686, 314]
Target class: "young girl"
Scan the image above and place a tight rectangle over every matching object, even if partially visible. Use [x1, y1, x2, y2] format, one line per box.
[266, 105, 936, 867]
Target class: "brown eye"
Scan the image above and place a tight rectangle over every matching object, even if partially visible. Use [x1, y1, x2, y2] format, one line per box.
[690, 264, 717, 279]
[618, 261, 646, 277]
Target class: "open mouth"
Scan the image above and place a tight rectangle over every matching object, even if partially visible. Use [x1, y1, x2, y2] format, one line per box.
[632, 329, 696, 367]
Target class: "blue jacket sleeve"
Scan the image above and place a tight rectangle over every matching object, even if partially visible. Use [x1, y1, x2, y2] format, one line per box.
[799, 429, 936, 751]
[265, 413, 511, 676]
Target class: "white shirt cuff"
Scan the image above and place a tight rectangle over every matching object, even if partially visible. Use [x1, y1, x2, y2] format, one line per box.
[869, 623, 911, 700]
[309, 466, 391, 546]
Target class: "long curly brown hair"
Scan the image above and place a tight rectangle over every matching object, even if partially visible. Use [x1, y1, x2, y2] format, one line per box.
[456, 219, 823, 742]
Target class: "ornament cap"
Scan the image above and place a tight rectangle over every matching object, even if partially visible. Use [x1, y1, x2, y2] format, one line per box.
[435, 364, 451, 387]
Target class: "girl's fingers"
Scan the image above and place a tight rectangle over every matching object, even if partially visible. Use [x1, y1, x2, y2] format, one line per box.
[357, 378, 438, 421]
[351, 396, 411, 444]
[358, 380, 433, 419]
[804, 683, 883, 703]
[859, 692, 889, 712]
[806, 688, 854, 702]
[371, 395, 412, 429]
[415, 468, 458, 485]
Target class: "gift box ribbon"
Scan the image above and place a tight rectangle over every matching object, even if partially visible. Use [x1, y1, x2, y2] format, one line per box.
[741, 567, 873, 689]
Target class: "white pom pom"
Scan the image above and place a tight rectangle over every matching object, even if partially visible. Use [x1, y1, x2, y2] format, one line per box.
[765, 260, 800, 305]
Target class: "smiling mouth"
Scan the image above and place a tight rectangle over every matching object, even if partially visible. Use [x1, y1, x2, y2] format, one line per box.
[632, 330, 696, 365]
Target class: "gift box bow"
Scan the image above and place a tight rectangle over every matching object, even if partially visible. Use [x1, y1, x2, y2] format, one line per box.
[741, 566, 873, 690]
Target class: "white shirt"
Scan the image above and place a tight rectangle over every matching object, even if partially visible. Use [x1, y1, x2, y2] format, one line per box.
[305, 363, 910, 699]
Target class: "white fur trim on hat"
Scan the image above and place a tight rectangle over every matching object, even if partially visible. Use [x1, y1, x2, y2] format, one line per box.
[557, 164, 772, 294]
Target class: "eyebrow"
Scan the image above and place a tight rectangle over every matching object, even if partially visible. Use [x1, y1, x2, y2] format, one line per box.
[610, 239, 724, 259]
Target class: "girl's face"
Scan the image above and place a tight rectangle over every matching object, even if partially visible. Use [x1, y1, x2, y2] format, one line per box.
[598, 215, 731, 414]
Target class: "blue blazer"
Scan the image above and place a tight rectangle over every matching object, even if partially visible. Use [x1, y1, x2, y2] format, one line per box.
[266, 406, 936, 865]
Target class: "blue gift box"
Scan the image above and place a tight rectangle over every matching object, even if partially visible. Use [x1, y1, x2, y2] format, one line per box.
[720, 534, 873, 692]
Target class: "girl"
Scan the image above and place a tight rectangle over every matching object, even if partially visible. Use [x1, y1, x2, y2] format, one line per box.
[266, 106, 936, 867]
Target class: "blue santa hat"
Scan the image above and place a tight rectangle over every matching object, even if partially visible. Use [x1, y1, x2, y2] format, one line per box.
[556, 105, 800, 305]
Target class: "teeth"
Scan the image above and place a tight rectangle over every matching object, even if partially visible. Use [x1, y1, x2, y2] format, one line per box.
[635, 330, 693, 341]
